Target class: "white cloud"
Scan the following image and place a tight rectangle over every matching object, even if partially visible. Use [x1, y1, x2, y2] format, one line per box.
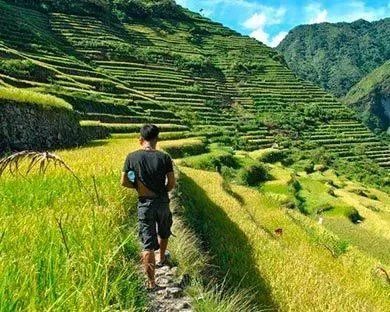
[243, 5, 286, 46]
[269, 31, 288, 47]
[305, 1, 390, 24]
[242, 5, 286, 30]
[305, 2, 328, 24]
[250, 28, 269, 43]
[338, 1, 388, 22]
[249, 30, 287, 47]
[243, 13, 267, 29]
[309, 9, 328, 24]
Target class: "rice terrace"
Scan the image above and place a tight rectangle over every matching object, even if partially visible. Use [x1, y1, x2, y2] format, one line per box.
[0, 0, 389, 311]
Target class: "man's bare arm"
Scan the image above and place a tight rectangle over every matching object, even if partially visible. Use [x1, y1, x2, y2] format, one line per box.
[121, 172, 136, 189]
[167, 171, 176, 192]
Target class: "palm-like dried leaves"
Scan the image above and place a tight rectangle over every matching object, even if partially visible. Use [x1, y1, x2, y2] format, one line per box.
[0, 151, 80, 183]
[0, 151, 101, 205]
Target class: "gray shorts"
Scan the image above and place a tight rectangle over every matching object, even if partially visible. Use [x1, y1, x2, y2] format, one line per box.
[138, 196, 172, 251]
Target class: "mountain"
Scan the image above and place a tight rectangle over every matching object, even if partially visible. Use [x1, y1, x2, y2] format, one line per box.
[0, 0, 390, 171]
[343, 60, 390, 133]
[277, 18, 390, 98]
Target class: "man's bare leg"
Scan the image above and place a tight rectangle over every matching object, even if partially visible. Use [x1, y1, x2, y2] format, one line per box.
[142, 250, 155, 288]
[158, 237, 169, 263]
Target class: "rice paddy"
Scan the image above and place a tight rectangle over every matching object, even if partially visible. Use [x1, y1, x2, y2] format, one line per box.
[179, 161, 390, 311]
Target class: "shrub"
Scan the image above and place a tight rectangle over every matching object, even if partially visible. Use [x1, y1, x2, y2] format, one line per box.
[304, 161, 315, 174]
[237, 163, 269, 186]
[304, 104, 332, 122]
[180, 150, 238, 172]
[148, 0, 186, 19]
[220, 165, 237, 182]
[136, 48, 172, 64]
[208, 135, 233, 145]
[334, 158, 390, 189]
[95, 80, 118, 93]
[281, 156, 294, 166]
[162, 140, 207, 158]
[113, 0, 151, 19]
[311, 148, 335, 167]
[204, 98, 230, 110]
[289, 178, 302, 192]
[0, 59, 53, 82]
[174, 55, 225, 80]
[177, 84, 204, 94]
[257, 150, 286, 163]
[187, 27, 204, 45]
[368, 193, 378, 200]
[292, 159, 315, 174]
[229, 61, 265, 77]
[346, 208, 364, 224]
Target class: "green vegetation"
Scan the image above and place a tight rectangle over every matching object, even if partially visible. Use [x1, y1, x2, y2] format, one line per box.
[237, 162, 269, 186]
[343, 61, 390, 133]
[79, 120, 110, 140]
[180, 144, 270, 187]
[5, 0, 186, 20]
[159, 138, 207, 158]
[0, 59, 53, 82]
[0, 87, 72, 110]
[255, 149, 287, 163]
[277, 18, 390, 97]
[179, 144, 237, 171]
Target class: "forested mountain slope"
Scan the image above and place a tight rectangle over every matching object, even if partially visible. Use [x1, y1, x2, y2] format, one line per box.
[1, 0, 389, 170]
[277, 18, 390, 98]
[344, 61, 390, 133]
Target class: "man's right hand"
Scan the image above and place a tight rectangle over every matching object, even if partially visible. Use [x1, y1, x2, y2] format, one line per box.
[121, 172, 136, 189]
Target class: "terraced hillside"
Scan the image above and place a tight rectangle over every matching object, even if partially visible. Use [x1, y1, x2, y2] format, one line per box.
[0, 1, 189, 139]
[1, 0, 390, 168]
[343, 60, 390, 133]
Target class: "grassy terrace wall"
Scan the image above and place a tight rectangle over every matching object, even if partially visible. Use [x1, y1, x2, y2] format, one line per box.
[0, 88, 85, 153]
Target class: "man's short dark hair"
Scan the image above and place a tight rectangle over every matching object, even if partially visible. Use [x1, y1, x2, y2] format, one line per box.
[140, 124, 160, 141]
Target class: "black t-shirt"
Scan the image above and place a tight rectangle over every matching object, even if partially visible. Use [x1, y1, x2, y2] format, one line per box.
[122, 149, 173, 196]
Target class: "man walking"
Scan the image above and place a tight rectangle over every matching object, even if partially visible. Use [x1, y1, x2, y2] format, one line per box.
[121, 124, 176, 289]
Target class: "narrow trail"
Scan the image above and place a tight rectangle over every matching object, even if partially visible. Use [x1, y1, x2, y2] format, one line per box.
[147, 251, 193, 312]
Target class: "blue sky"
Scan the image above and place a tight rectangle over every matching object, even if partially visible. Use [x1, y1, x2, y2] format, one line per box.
[176, 0, 390, 47]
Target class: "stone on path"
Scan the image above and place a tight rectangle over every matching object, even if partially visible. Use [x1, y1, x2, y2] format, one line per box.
[148, 251, 193, 312]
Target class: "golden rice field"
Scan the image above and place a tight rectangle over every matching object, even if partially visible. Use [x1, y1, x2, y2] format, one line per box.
[0, 136, 211, 311]
[179, 163, 390, 311]
[0, 137, 148, 311]
[1, 136, 389, 311]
